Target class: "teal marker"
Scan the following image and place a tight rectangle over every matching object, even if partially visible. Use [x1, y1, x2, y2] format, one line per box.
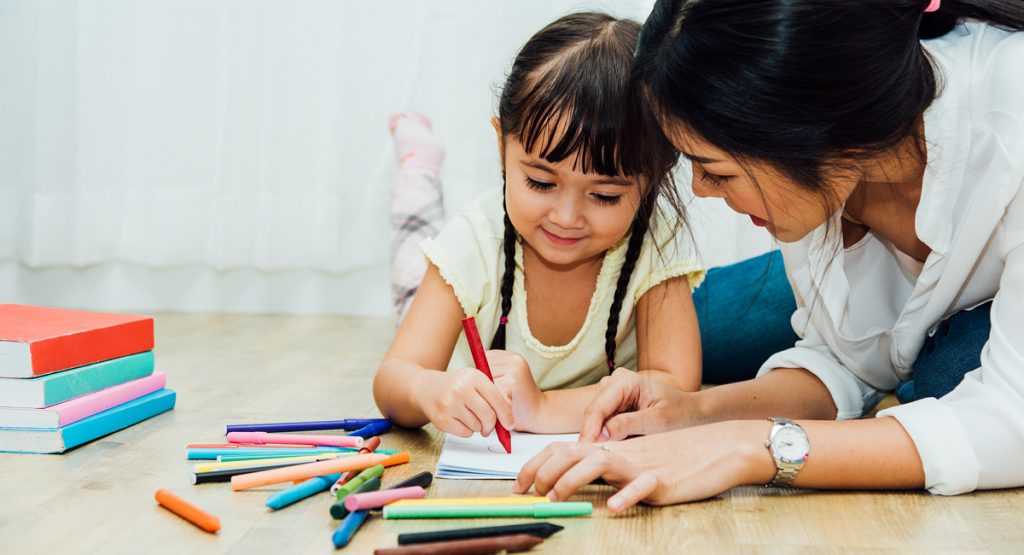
[266, 473, 341, 511]
[383, 502, 593, 519]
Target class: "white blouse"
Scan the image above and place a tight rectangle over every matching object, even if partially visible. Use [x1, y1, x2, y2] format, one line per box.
[758, 22, 1024, 495]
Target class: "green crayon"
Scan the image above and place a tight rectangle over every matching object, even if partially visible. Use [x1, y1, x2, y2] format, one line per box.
[383, 502, 592, 520]
[335, 464, 385, 499]
[330, 476, 381, 519]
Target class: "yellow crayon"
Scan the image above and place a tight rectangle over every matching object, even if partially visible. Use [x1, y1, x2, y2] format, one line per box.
[388, 496, 549, 507]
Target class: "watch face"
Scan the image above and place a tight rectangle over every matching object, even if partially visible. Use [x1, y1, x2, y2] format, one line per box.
[774, 427, 809, 462]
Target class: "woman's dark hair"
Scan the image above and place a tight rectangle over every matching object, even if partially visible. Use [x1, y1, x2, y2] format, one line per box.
[491, 12, 681, 371]
[634, 0, 1024, 200]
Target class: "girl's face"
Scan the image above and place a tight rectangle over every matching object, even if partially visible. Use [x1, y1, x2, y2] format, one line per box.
[667, 128, 859, 243]
[494, 119, 642, 268]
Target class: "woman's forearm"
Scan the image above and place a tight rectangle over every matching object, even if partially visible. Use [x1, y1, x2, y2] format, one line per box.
[742, 416, 925, 490]
[697, 368, 839, 424]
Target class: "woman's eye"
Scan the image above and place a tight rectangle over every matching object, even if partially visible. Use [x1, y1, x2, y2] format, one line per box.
[525, 177, 555, 191]
[700, 171, 731, 187]
[592, 193, 621, 206]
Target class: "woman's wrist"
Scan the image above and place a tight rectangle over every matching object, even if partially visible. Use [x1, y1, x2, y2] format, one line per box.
[736, 420, 779, 486]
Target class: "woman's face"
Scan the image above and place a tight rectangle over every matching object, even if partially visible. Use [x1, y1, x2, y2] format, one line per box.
[667, 128, 859, 243]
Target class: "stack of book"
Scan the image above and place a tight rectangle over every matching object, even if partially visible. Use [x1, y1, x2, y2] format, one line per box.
[0, 304, 176, 454]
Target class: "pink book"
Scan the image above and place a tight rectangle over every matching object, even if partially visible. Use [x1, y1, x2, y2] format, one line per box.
[0, 372, 166, 429]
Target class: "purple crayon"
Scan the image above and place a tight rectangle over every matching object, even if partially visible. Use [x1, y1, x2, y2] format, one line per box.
[225, 418, 391, 434]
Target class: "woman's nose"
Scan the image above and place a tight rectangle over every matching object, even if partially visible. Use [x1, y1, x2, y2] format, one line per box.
[691, 176, 725, 200]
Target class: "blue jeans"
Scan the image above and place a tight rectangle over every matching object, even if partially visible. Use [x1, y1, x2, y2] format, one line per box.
[692, 251, 799, 384]
[895, 301, 992, 402]
[692, 251, 992, 401]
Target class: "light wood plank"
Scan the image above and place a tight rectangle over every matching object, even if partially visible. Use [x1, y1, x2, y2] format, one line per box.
[0, 313, 1020, 553]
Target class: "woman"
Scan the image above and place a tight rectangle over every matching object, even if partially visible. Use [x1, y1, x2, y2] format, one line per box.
[513, 0, 1024, 510]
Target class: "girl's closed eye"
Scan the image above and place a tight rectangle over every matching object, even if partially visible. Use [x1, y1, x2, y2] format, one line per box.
[525, 177, 555, 191]
[591, 192, 622, 205]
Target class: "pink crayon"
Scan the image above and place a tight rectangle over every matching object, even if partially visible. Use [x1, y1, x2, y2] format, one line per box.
[344, 486, 426, 512]
[226, 431, 363, 449]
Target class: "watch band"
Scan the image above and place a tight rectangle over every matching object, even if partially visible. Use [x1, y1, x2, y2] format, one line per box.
[768, 463, 802, 488]
[765, 417, 809, 488]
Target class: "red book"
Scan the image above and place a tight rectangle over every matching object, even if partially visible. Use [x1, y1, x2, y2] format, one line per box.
[0, 304, 154, 378]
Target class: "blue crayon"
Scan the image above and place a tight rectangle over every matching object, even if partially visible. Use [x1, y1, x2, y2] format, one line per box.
[347, 420, 392, 439]
[266, 473, 341, 510]
[332, 510, 370, 548]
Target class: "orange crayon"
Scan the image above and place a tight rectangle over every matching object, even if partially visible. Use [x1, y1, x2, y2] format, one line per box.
[155, 488, 221, 533]
[231, 452, 409, 491]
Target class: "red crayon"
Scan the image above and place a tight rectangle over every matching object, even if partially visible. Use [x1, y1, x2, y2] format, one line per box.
[461, 317, 512, 454]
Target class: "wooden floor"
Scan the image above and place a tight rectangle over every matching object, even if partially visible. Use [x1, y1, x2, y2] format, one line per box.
[0, 313, 1021, 554]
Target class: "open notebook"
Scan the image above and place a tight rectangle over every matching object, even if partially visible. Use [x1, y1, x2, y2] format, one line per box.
[436, 431, 580, 480]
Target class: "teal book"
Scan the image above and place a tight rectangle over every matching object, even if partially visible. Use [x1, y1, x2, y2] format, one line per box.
[0, 389, 176, 454]
[0, 351, 154, 408]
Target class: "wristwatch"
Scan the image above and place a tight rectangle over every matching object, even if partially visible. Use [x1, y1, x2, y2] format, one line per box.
[765, 417, 809, 487]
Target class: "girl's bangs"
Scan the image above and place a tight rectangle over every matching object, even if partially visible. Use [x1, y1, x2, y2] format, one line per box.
[511, 64, 639, 178]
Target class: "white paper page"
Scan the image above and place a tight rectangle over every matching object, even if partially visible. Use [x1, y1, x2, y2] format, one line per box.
[436, 431, 579, 479]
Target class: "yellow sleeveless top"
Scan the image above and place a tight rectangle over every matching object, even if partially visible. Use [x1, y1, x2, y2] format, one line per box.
[421, 188, 705, 390]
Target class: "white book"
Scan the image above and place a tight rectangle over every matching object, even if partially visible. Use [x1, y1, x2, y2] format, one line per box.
[435, 431, 580, 480]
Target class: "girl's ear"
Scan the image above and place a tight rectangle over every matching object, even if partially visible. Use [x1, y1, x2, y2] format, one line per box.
[491, 117, 505, 166]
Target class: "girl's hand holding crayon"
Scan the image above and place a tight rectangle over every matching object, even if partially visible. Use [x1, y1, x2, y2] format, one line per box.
[420, 368, 516, 438]
[487, 350, 545, 433]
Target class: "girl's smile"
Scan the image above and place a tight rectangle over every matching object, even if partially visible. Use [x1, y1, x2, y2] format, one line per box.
[541, 227, 585, 246]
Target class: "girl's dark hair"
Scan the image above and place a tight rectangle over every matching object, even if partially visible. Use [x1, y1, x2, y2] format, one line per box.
[491, 12, 680, 371]
[634, 0, 1024, 199]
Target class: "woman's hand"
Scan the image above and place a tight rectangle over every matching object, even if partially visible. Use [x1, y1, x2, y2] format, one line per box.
[514, 420, 775, 510]
[419, 368, 515, 438]
[579, 368, 704, 442]
[487, 350, 546, 433]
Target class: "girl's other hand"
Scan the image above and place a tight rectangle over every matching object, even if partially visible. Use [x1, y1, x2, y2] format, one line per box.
[420, 368, 515, 438]
[487, 350, 545, 432]
[579, 368, 701, 442]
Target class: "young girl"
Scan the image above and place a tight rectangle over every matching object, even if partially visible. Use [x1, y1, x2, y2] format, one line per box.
[373, 12, 705, 437]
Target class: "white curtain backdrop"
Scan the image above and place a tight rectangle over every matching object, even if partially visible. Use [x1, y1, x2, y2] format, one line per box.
[0, 0, 773, 316]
